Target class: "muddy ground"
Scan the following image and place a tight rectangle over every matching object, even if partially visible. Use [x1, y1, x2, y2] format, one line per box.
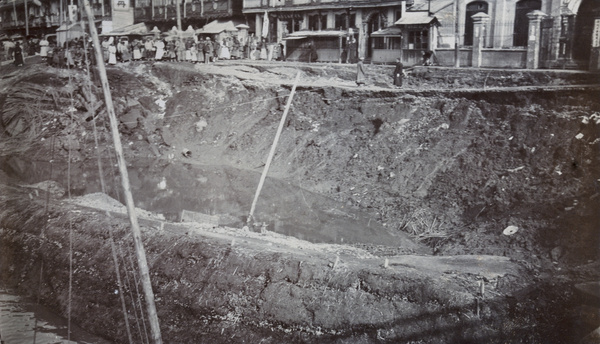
[1, 59, 599, 343]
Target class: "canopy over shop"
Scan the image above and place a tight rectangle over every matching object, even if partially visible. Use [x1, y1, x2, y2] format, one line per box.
[284, 30, 350, 63]
[196, 19, 249, 44]
[100, 22, 150, 37]
[370, 11, 440, 65]
[56, 23, 86, 46]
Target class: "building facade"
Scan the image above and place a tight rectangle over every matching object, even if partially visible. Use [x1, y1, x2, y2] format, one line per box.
[242, 0, 409, 62]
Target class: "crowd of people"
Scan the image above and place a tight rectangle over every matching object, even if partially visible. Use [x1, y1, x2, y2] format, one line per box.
[1, 32, 286, 68]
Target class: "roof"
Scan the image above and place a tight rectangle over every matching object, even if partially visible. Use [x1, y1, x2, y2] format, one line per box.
[56, 23, 84, 32]
[285, 30, 348, 38]
[100, 22, 149, 36]
[395, 11, 439, 26]
[243, 1, 406, 14]
[409, 0, 454, 13]
[371, 27, 403, 37]
[196, 19, 245, 34]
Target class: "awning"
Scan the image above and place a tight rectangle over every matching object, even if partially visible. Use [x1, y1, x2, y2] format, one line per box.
[371, 27, 403, 37]
[196, 19, 244, 34]
[394, 12, 439, 26]
[100, 22, 149, 36]
[285, 30, 348, 39]
[56, 23, 82, 32]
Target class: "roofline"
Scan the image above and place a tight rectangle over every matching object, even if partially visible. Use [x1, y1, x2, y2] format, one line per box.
[243, 1, 405, 14]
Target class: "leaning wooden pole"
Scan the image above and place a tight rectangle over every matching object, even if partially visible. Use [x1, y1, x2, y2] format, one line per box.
[81, 1, 163, 343]
[247, 71, 301, 225]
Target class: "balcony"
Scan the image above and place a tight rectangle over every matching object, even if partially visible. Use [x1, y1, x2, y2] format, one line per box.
[134, 0, 231, 22]
[243, 0, 406, 12]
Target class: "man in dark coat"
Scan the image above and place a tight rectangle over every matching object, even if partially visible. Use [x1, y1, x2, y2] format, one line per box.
[13, 42, 24, 66]
[393, 58, 403, 87]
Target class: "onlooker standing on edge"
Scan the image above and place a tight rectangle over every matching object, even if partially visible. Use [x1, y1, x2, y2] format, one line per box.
[356, 56, 366, 86]
[393, 57, 403, 87]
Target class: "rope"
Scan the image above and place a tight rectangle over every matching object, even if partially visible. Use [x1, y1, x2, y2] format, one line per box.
[108, 225, 135, 344]
[125, 244, 151, 344]
[118, 244, 149, 344]
[79, 18, 107, 194]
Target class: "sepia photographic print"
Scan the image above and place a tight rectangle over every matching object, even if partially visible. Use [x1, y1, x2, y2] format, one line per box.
[0, 0, 599, 342]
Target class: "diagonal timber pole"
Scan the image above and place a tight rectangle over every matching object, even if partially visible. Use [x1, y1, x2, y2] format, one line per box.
[81, 1, 163, 343]
[247, 71, 301, 225]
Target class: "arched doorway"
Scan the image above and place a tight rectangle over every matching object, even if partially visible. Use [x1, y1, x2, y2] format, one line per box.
[573, 0, 600, 63]
[366, 11, 385, 59]
[464, 1, 488, 46]
[513, 0, 541, 46]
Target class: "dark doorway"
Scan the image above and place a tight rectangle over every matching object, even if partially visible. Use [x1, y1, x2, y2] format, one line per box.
[513, 0, 541, 46]
[573, 0, 600, 63]
[464, 1, 488, 46]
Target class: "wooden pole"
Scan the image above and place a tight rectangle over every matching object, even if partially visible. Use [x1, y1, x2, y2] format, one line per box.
[81, 1, 163, 343]
[176, 0, 182, 32]
[13, 0, 17, 30]
[24, 0, 29, 36]
[247, 71, 301, 225]
[454, 0, 460, 67]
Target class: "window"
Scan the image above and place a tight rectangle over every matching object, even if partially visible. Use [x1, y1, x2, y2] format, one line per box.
[408, 30, 428, 49]
[373, 37, 402, 50]
[308, 14, 327, 30]
[464, 1, 488, 46]
[396, 10, 402, 21]
[334, 13, 356, 30]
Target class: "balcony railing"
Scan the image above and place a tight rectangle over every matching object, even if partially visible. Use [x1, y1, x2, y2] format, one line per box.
[134, 1, 231, 22]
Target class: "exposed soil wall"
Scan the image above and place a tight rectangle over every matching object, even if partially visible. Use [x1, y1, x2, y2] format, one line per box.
[2, 185, 590, 343]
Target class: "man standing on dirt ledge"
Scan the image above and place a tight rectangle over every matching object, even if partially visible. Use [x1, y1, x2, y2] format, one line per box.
[356, 57, 366, 86]
[393, 58, 403, 87]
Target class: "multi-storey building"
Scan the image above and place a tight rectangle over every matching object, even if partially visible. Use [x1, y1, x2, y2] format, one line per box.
[0, 0, 108, 38]
[242, 0, 409, 62]
[241, 0, 599, 69]
[132, 0, 242, 32]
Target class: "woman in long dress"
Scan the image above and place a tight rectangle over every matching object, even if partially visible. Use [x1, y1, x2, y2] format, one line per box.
[132, 40, 142, 60]
[39, 37, 49, 61]
[154, 39, 165, 60]
[190, 43, 198, 63]
[108, 43, 117, 65]
[219, 39, 230, 59]
[120, 40, 132, 62]
[101, 38, 110, 62]
[144, 38, 154, 60]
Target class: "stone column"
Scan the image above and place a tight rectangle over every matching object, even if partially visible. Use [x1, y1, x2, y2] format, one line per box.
[256, 13, 263, 40]
[471, 12, 490, 68]
[526, 10, 547, 69]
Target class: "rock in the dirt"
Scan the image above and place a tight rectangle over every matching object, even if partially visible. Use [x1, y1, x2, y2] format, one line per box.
[21, 180, 65, 198]
[550, 246, 563, 261]
[195, 118, 208, 133]
[61, 134, 80, 151]
[121, 107, 143, 130]
[161, 127, 176, 146]
[503, 225, 518, 236]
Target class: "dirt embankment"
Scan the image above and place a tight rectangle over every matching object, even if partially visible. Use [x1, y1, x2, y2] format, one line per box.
[1, 61, 599, 343]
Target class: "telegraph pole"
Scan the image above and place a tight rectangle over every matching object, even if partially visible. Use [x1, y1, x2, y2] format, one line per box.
[81, 0, 163, 342]
[454, 0, 460, 67]
[24, 0, 29, 36]
[176, 0, 182, 32]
